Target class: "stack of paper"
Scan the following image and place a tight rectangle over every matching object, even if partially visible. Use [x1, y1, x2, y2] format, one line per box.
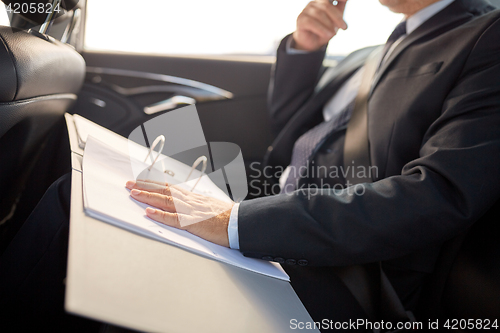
[82, 135, 289, 281]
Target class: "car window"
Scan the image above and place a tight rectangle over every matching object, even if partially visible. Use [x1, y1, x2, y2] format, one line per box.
[0, 5, 9, 26]
[82, 0, 403, 58]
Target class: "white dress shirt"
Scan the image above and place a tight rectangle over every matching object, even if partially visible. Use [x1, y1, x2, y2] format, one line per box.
[228, 0, 455, 250]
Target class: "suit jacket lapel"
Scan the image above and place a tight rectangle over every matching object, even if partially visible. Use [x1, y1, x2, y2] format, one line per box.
[370, 0, 477, 97]
[267, 0, 495, 170]
[266, 47, 376, 168]
[303, 46, 377, 119]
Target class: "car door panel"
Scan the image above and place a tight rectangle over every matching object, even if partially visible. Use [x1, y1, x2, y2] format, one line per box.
[71, 52, 275, 198]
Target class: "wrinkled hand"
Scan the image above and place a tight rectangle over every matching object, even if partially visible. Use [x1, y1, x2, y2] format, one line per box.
[292, 0, 348, 51]
[126, 180, 234, 247]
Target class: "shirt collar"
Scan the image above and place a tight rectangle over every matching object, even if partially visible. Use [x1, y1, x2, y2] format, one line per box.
[406, 0, 455, 35]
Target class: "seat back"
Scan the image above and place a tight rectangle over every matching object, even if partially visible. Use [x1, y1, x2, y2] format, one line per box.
[0, 26, 85, 226]
[416, 199, 500, 321]
[441, 199, 500, 319]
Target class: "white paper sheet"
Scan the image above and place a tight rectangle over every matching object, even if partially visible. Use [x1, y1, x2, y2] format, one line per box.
[74, 114, 115, 148]
[82, 135, 289, 281]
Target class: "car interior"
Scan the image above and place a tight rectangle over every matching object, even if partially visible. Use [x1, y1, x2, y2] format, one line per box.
[0, 0, 498, 331]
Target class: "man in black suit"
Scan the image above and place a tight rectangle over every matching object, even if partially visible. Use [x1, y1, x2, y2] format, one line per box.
[3, 0, 499, 330]
[126, 0, 500, 325]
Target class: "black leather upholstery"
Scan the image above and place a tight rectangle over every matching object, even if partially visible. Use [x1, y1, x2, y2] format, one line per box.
[416, 199, 500, 323]
[0, 27, 85, 103]
[0, 25, 84, 231]
[442, 199, 500, 320]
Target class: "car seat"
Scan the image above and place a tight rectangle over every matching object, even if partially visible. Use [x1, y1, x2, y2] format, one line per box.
[0, 5, 85, 250]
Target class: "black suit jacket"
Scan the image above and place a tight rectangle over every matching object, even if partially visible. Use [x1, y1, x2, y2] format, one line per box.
[237, 0, 500, 306]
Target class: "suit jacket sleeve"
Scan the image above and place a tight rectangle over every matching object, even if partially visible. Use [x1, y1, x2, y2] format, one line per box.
[238, 17, 500, 266]
[268, 34, 326, 134]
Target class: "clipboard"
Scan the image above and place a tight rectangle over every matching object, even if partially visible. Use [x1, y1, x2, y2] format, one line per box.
[64, 113, 316, 332]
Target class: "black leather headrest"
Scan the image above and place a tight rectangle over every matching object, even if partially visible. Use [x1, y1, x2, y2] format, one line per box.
[0, 26, 85, 102]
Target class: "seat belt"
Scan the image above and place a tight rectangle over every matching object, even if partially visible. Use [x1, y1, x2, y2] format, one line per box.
[343, 46, 383, 184]
[335, 264, 414, 326]
[338, 47, 415, 330]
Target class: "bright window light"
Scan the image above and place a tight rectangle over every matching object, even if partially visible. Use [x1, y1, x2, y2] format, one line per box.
[85, 0, 403, 57]
[0, 5, 10, 26]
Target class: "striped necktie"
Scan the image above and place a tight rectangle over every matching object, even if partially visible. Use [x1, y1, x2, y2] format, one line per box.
[379, 21, 407, 68]
[282, 21, 408, 192]
[282, 100, 355, 191]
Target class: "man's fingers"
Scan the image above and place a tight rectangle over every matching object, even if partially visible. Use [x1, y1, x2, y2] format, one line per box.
[315, 0, 348, 30]
[168, 184, 194, 197]
[294, 0, 348, 51]
[298, 14, 336, 40]
[126, 180, 171, 196]
[130, 189, 176, 211]
[335, 0, 348, 15]
[126, 180, 194, 198]
[134, 179, 168, 187]
[130, 187, 195, 213]
[146, 207, 183, 229]
[307, 2, 338, 32]
[317, 0, 348, 12]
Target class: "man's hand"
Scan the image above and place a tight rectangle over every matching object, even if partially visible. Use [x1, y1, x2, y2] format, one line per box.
[126, 180, 234, 248]
[292, 0, 348, 52]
